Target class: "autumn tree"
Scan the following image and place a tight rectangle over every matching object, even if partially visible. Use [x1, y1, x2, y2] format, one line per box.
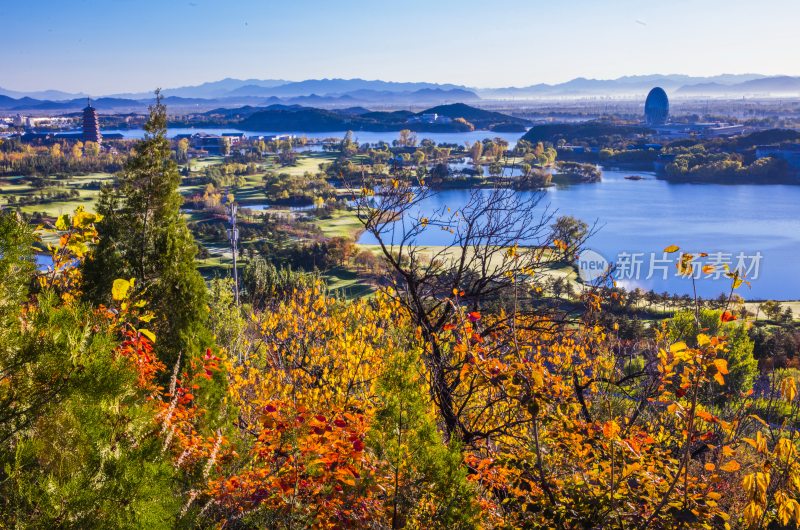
[356, 182, 566, 441]
[550, 215, 590, 262]
[177, 137, 189, 161]
[71, 140, 84, 159]
[397, 129, 417, 148]
[84, 140, 101, 157]
[469, 140, 483, 165]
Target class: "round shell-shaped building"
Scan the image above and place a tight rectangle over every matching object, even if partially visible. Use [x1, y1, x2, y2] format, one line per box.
[644, 87, 669, 126]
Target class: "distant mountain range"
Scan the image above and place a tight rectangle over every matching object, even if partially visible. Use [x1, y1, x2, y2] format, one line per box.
[0, 85, 479, 113]
[2, 74, 800, 114]
[676, 75, 800, 95]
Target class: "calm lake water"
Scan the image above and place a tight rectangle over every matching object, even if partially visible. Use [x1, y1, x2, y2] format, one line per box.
[358, 169, 800, 300]
[96, 128, 800, 299]
[102, 128, 523, 147]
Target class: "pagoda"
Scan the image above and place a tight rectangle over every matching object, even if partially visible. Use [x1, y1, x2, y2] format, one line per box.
[82, 98, 102, 144]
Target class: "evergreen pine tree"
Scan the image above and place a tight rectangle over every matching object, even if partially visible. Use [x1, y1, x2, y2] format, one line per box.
[84, 90, 210, 367]
[369, 345, 479, 528]
[0, 213, 180, 528]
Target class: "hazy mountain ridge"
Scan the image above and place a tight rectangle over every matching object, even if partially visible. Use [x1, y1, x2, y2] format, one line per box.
[477, 74, 784, 98]
[0, 87, 480, 113]
[0, 87, 88, 101]
[2, 74, 800, 114]
[677, 75, 800, 95]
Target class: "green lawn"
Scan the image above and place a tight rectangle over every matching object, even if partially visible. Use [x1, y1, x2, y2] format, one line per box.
[323, 266, 375, 299]
[276, 152, 337, 176]
[314, 210, 364, 239]
[0, 172, 114, 217]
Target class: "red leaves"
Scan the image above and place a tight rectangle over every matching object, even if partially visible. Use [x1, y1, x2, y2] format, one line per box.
[468, 311, 481, 323]
[199, 348, 221, 380]
[721, 311, 737, 322]
[213, 402, 378, 525]
[116, 328, 164, 390]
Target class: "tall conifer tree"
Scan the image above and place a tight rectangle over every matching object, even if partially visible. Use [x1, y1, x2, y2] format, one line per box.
[84, 90, 210, 366]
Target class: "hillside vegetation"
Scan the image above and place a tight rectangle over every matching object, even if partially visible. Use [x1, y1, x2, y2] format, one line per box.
[2, 99, 800, 529]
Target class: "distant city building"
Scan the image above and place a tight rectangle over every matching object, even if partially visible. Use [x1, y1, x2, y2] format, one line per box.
[82, 99, 102, 144]
[191, 133, 229, 155]
[406, 113, 453, 124]
[222, 132, 246, 145]
[249, 134, 296, 143]
[644, 87, 669, 126]
[651, 122, 746, 139]
[698, 123, 746, 138]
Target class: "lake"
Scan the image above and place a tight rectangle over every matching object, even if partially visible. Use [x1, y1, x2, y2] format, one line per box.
[358, 169, 800, 300]
[101, 128, 523, 147]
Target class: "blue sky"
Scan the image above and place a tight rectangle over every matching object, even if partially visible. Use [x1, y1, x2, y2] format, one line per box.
[1, 0, 797, 94]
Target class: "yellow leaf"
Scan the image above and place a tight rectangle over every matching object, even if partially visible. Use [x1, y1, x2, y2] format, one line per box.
[112, 278, 132, 301]
[697, 410, 716, 423]
[714, 372, 726, 386]
[670, 342, 688, 353]
[720, 460, 741, 472]
[55, 214, 69, 231]
[677, 254, 694, 276]
[714, 358, 729, 375]
[704, 463, 716, 471]
[697, 334, 711, 346]
[602, 420, 620, 439]
[664, 244, 680, 253]
[138, 328, 156, 343]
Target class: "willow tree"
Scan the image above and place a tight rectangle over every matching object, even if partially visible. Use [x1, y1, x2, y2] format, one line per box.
[84, 90, 210, 367]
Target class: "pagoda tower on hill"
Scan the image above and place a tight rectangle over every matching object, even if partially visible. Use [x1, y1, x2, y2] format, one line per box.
[82, 98, 102, 144]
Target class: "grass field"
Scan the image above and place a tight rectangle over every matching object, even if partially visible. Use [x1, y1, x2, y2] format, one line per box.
[314, 210, 364, 239]
[323, 266, 375, 299]
[274, 152, 337, 177]
[0, 173, 111, 217]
